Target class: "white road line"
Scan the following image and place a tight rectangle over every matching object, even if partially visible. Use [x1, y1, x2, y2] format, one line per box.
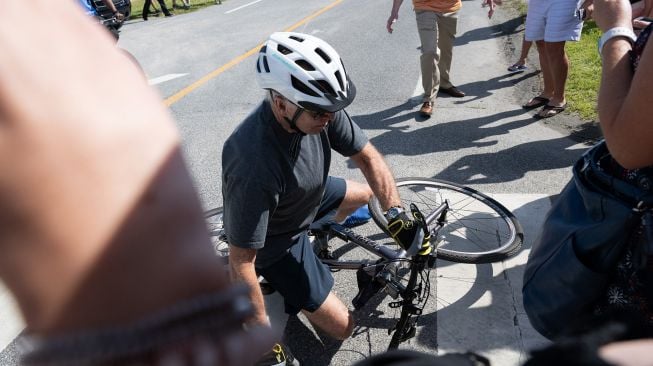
[148, 73, 188, 86]
[225, 0, 264, 14]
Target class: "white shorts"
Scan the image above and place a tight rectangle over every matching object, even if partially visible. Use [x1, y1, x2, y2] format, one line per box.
[525, 0, 584, 42]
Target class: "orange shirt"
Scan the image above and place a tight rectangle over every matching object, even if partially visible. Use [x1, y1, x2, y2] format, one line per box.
[412, 0, 461, 13]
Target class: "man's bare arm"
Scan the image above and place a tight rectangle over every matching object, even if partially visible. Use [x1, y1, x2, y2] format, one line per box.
[229, 245, 270, 327]
[350, 143, 402, 210]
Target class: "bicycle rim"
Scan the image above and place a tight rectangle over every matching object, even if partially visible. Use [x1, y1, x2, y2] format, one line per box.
[369, 178, 523, 263]
[205, 207, 230, 259]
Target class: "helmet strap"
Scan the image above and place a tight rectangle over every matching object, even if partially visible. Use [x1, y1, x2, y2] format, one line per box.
[283, 108, 306, 136]
[269, 90, 306, 135]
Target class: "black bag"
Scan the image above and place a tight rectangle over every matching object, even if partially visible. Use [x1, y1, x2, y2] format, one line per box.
[523, 140, 653, 339]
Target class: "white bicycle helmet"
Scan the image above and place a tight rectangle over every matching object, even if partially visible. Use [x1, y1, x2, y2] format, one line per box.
[256, 32, 356, 113]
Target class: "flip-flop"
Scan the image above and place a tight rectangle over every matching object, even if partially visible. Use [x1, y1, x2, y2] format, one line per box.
[522, 96, 549, 109]
[508, 63, 528, 73]
[535, 103, 567, 119]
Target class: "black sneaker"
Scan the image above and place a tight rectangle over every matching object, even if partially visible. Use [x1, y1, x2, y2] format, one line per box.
[255, 343, 300, 366]
[352, 266, 383, 310]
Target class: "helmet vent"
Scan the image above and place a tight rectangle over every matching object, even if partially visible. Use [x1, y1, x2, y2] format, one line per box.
[334, 70, 344, 91]
[259, 45, 267, 54]
[262, 55, 270, 72]
[256, 58, 261, 73]
[277, 44, 293, 55]
[291, 76, 320, 97]
[309, 80, 336, 97]
[289, 35, 305, 42]
[314, 48, 331, 63]
[295, 60, 315, 71]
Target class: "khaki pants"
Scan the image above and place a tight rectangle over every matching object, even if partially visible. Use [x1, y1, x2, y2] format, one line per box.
[415, 10, 458, 103]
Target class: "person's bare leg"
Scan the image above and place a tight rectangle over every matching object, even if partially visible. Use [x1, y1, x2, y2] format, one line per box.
[536, 40, 555, 99]
[333, 180, 373, 222]
[301, 292, 354, 340]
[544, 41, 569, 107]
[518, 39, 533, 64]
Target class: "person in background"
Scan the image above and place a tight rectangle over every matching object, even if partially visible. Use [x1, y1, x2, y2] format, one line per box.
[521, 0, 588, 118]
[172, 0, 191, 10]
[79, 0, 125, 21]
[143, 0, 172, 20]
[0, 1, 275, 364]
[508, 37, 533, 73]
[386, 0, 495, 117]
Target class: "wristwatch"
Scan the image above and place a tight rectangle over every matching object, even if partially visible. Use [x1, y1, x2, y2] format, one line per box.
[598, 27, 637, 55]
[384, 206, 404, 221]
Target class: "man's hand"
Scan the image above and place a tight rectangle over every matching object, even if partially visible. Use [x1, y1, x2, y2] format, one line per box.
[387, 205, 432, 255]
[482, 0, 499, 19]
[387, 12, 399, 33]
[387, 211, 418, 251]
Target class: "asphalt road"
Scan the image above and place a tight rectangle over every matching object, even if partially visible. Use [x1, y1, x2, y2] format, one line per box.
[117, 0, 590, 207]
[1, 0, 595, 364]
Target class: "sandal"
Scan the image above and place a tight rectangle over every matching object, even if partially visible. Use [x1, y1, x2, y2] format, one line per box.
[536, 103, 567, 119]
[522, 96, 549, 109]
[507, 63, 527, 73]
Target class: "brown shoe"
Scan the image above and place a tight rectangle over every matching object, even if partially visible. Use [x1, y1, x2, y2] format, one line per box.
[439, 86, 466, 98]
[419, 102, 433, 117]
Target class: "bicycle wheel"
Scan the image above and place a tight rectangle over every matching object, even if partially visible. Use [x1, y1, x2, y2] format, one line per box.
[369, 178, 523, 263]
[205, 207, 229, 259]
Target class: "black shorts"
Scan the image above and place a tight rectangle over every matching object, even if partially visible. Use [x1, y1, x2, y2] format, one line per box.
[257, 176, 346, 315]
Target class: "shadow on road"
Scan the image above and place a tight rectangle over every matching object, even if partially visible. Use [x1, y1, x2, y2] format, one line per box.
[455, 16, 525, 46]
[432, 134, 588, 184]
[354, 107, 533, 156]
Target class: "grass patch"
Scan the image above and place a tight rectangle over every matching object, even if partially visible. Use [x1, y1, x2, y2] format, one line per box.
[510, 0, 528, 17]
[129, 0, 223, 19]
[565, 21, 602, 121]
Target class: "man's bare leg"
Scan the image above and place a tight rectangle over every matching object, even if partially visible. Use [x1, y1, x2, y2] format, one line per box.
[302, 292, 354, 340]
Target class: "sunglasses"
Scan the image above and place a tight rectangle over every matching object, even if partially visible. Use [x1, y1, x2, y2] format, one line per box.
[274, 93, 333, 120]
[303, 109, 332, 120]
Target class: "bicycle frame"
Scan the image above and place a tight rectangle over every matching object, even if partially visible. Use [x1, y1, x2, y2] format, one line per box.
[315, 199, 448, 269]
[312, 201, 449, 350]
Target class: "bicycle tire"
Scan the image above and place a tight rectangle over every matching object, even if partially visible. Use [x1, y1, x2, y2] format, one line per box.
[369, 178, 523, 263]
[205, 207, 229, 259]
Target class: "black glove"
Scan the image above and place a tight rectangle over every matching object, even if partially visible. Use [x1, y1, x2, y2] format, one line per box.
[387, 211, 419, 251]
[387, 206, 431, 255]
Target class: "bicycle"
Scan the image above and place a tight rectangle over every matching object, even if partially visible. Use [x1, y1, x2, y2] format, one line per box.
[205, 177, 523, 350]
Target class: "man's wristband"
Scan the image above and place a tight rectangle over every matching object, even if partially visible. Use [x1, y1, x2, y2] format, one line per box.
[598, 27, 637, 55]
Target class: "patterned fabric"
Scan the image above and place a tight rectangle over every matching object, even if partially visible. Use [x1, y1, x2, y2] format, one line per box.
[594, 23, 653, 327]
[631, 22, 653, 70]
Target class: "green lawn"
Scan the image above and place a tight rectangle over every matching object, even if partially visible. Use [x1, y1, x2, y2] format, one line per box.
[129, 0, 223, 19]
[565, 21, 602, 121]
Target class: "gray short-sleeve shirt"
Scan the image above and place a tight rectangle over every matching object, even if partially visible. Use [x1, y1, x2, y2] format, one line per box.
[222, 100, 368, 267]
